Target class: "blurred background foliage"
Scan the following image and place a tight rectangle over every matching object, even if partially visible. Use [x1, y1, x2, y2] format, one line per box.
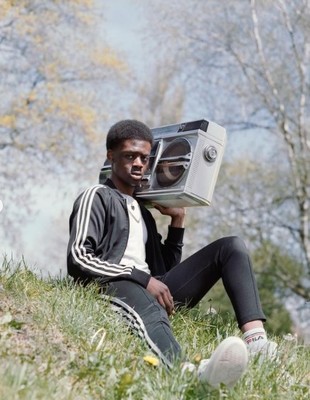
[0, 0, 309, 341]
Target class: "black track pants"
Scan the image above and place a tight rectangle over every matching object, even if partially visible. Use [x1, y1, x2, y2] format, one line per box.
[103, 236, 266, 366]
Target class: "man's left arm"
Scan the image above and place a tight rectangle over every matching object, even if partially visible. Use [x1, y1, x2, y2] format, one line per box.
[152, 204, 186, 269]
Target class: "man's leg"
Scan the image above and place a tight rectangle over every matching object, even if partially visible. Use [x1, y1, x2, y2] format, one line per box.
[161, 236, 266, 327]
[103, 278, 249, 388]
[102, 280, 182, 368]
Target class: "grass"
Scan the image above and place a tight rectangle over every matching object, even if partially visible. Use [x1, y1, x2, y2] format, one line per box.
[0, 257, 309, 399]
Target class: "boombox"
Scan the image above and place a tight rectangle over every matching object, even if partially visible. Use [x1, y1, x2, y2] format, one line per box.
[99, 119, 227, 207]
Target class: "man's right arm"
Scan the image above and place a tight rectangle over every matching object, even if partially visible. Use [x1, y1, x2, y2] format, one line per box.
[67, 185, 151, 287]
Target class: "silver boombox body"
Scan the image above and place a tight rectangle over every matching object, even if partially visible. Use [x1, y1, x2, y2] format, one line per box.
[99, 119, 227, 207]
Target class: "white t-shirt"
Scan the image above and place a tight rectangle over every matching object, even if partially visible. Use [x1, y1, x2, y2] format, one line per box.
[120, 194, 150, 274]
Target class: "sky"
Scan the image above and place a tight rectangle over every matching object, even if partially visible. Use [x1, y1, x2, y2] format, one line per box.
[103, 0, 147, 77]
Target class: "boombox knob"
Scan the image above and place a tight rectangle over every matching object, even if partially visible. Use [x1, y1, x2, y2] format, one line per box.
[204, 146, 218, 163]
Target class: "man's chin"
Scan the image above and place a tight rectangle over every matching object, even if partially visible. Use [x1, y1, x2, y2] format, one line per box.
[127, 179, 142, 188]
[129, 175, 143, 184]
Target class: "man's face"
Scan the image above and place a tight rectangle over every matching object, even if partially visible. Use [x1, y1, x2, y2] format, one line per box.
[107, 139, 152, 194]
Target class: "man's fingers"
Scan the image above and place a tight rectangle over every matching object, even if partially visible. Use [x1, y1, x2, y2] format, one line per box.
[157, 293, 173, 315]
[157, 295, 167, 310]
[162, 292, 175, 315]
[146, 277, 175, 315]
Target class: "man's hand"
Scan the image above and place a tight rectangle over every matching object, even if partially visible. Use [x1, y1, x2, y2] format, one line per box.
[153, 204, 186, 228]
[146, 277, 175, 315]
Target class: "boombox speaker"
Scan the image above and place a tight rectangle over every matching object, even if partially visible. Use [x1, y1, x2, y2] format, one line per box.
[99, 119, 227, 207]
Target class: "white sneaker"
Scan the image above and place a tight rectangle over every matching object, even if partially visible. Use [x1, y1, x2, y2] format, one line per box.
[198, 337, 248, 388]
[249, 340, 278, 362]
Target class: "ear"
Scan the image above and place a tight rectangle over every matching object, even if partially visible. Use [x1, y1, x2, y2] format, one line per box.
[107, 149, 113, 162]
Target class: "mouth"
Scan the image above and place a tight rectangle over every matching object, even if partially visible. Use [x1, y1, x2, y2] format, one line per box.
[130, 171, 143, 180]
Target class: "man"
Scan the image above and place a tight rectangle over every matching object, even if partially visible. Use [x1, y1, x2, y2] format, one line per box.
[67, 119, 276, 388]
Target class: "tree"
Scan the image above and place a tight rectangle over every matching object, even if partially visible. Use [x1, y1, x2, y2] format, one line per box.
[130, 62, 185, 127]
[139, 0, 309, 337]
[141, 0, 309, 299]
[0, 0, 126, 246]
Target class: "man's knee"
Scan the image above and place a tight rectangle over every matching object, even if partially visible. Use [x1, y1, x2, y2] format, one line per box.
[221, 236, 247, 253]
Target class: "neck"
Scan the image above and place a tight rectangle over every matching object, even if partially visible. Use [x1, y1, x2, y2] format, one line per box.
[110, 177, 135, 196]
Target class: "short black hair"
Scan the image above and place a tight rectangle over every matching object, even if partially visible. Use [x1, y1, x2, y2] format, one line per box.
[106, 119, 154, 150]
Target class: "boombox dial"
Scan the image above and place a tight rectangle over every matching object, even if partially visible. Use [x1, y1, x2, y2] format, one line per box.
[204, 146, 218, 163]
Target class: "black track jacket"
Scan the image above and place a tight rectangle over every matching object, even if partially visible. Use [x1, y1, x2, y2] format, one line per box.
[67, 179, 185, 288]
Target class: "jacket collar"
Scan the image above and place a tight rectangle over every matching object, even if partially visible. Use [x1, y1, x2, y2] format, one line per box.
[103, 178, 143, 204]
[103, 178, 117, 189]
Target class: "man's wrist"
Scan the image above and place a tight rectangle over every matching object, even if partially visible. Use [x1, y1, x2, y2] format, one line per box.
[170, 214, 185, 228]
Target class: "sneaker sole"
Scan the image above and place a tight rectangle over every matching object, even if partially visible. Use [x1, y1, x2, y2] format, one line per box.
[199, 336, 248, 388]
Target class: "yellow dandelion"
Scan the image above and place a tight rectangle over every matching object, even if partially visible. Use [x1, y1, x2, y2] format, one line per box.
[143, 355, 160, 367]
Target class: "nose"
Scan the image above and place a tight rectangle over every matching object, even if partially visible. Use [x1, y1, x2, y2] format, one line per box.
[133, 155, 144, 167]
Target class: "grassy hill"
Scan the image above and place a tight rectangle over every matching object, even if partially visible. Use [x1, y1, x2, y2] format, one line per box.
[0, 257, 309, 399]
